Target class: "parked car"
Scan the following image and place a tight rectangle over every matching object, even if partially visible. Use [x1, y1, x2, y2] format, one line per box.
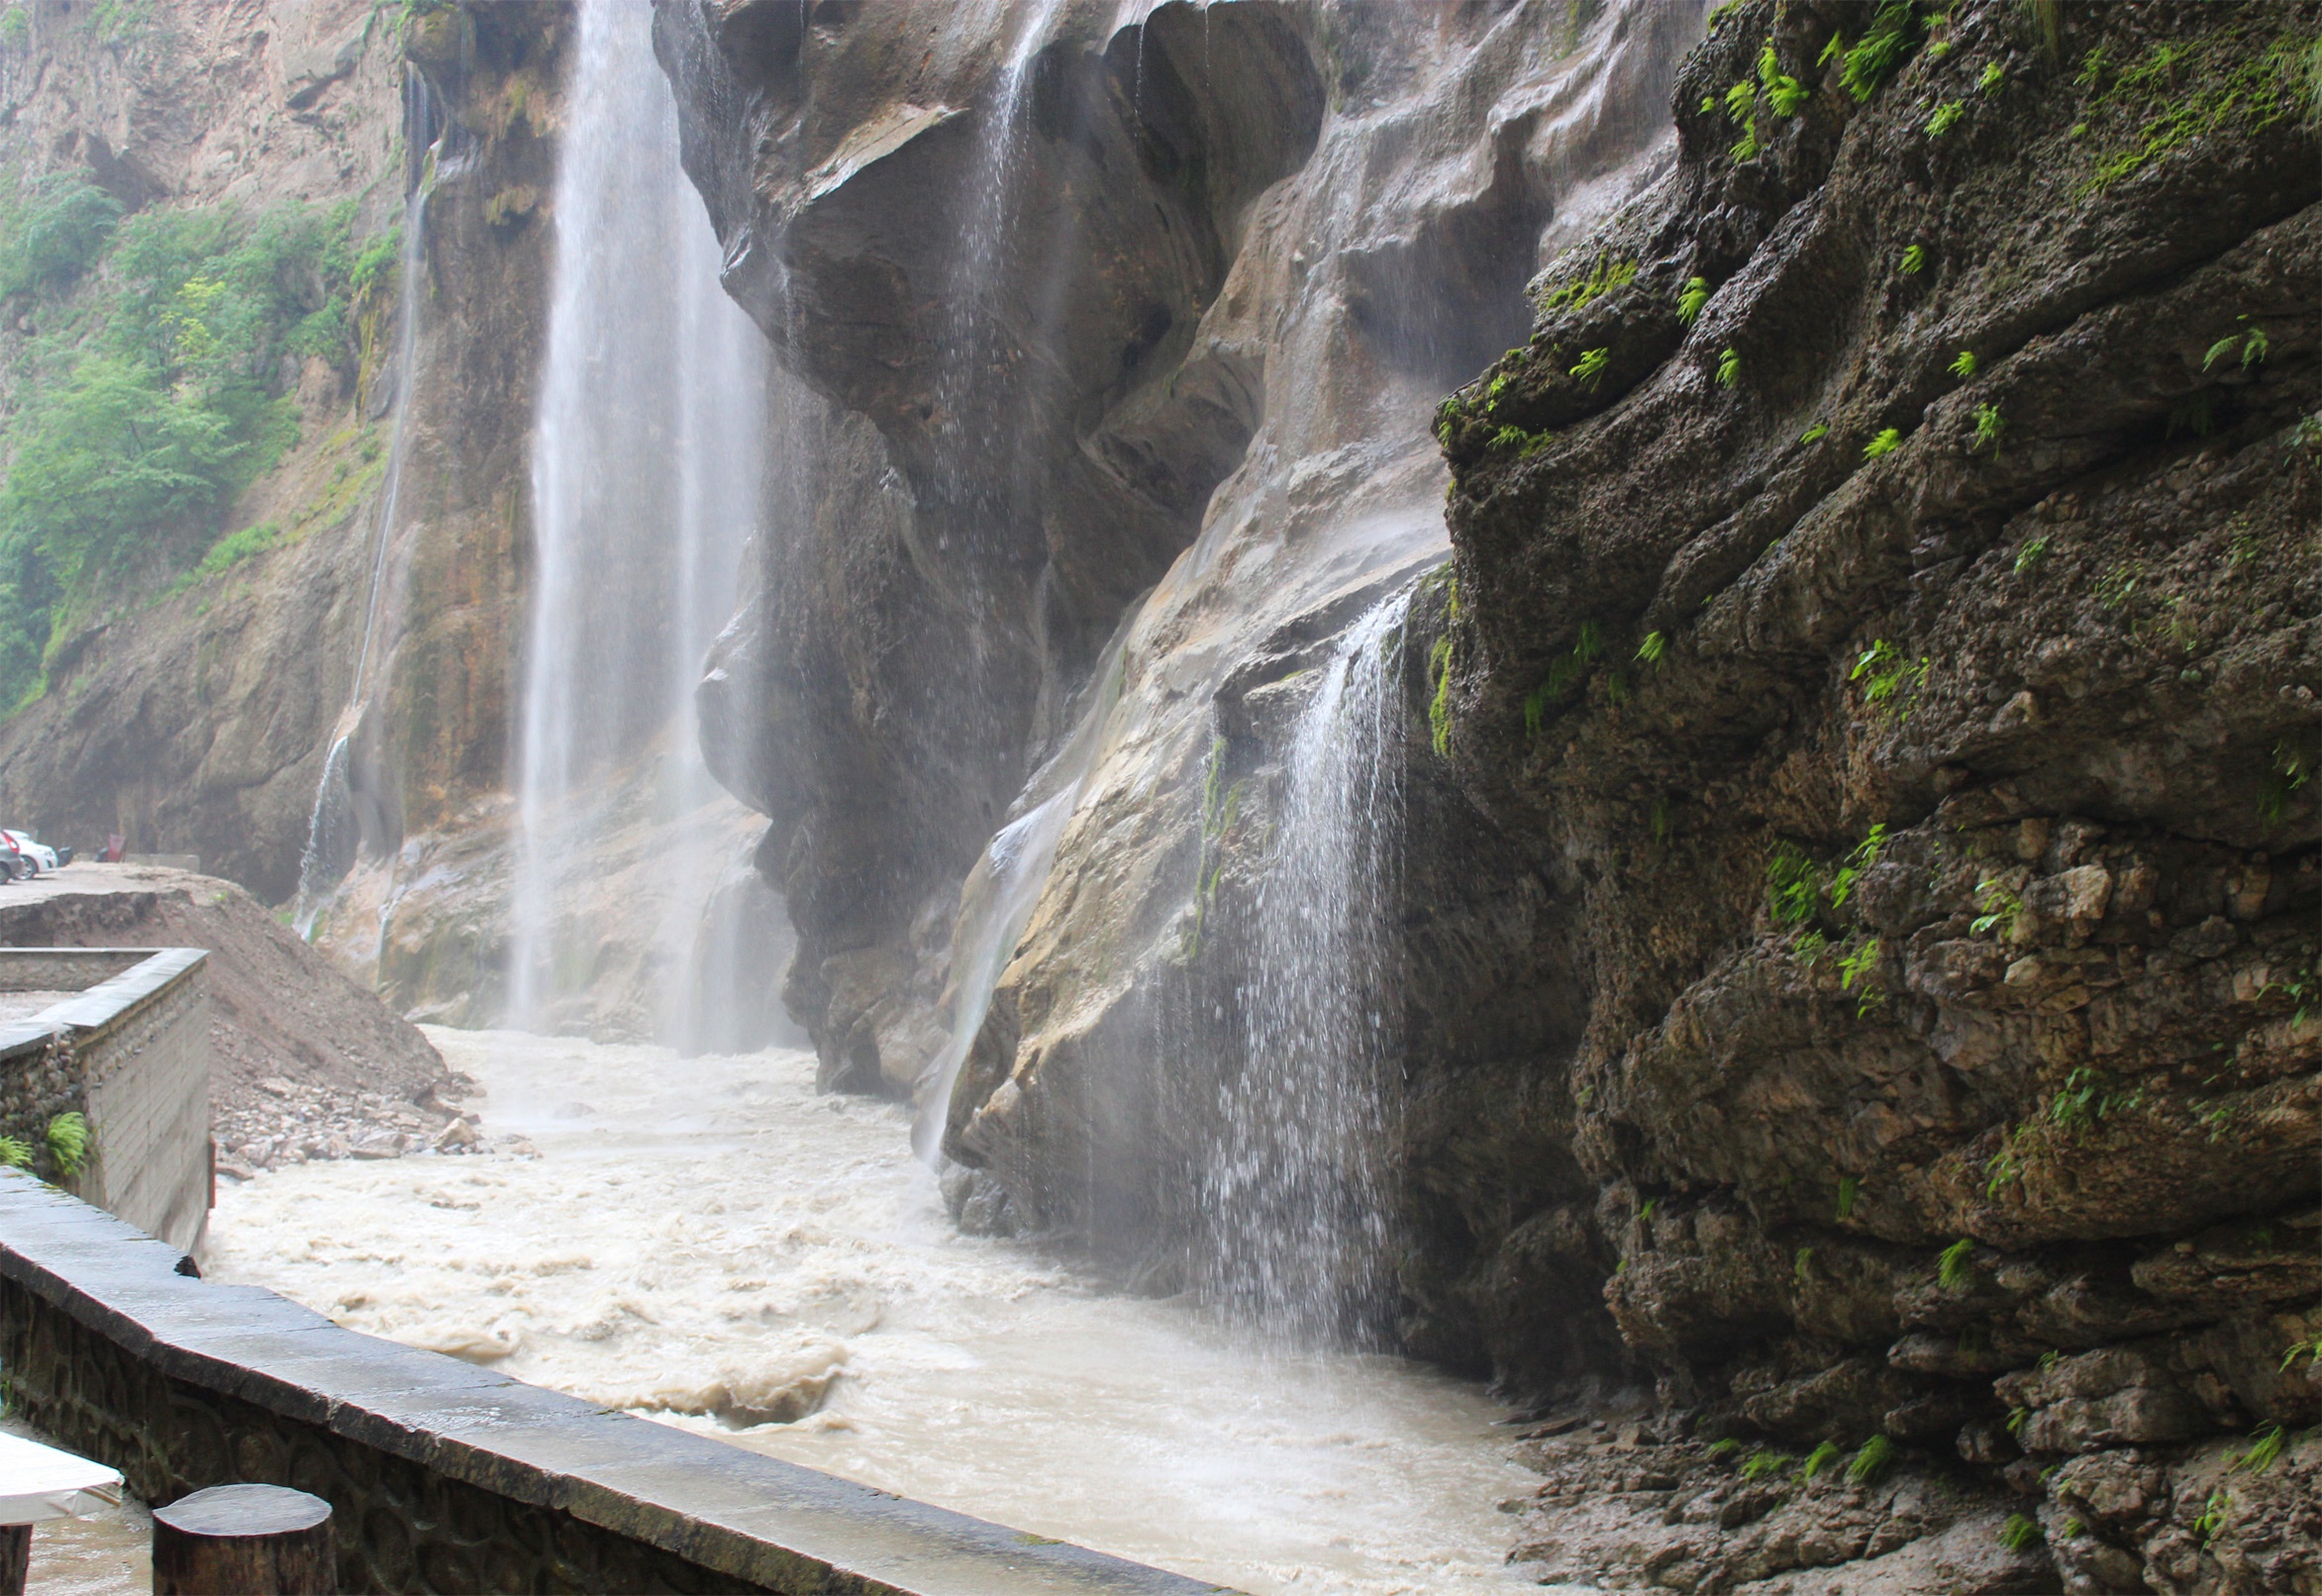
[0, 830, 63, 875]
[0, 836, 21, 882]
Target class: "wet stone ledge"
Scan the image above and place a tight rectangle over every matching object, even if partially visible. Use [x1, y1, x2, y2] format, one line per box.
[0, 1173, 1224, 1595]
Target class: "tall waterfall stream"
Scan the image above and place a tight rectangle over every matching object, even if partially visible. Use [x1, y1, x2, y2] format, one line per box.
[208, 1029, 1535, 1594]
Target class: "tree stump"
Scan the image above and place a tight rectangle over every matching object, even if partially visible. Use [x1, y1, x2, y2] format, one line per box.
[151, 1484, 334, 1595]
[0, 1523, 28, 1596]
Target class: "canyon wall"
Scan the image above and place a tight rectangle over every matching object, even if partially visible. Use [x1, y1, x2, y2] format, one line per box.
[673, 0, 2319, 1587]
[0, 0, 563, 899]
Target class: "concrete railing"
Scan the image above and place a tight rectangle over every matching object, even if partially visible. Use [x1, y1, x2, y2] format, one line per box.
[0, 1173, 1220, 1595]
[0, 948, 210, 1251]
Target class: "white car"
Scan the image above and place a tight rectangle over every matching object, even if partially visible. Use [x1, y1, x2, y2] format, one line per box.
[0, 830, 64, 876]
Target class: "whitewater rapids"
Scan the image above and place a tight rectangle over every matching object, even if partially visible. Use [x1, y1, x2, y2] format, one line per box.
[204, 1028, 1535, 1594]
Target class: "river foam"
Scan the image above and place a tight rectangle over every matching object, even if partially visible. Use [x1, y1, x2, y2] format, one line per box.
[205, 1027, 1533, 1594]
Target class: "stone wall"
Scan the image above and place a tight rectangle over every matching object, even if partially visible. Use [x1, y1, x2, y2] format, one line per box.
[0, 1175, 1212, 1596]
[0, 948, 210, 1251]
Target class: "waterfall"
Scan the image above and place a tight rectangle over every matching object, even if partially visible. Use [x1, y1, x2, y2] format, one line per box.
[508, 0, 770, 1036]
[1210, 589, 1413, 1346]
[291, 72, 440, 936]
[912, 618, 1132, 1163]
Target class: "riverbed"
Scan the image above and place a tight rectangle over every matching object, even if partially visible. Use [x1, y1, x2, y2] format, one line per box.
[205, 1027, 1535, 1594]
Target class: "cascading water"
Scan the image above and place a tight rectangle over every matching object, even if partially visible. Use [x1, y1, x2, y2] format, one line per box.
[1210, 588, 1414, 1346]
[508, 0, 770, 1036]
[291, 74, 441, 936]
[911, 616, 1133, 1162]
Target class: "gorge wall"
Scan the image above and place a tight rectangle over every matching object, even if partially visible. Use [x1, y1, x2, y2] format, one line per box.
[671, 0, 2319, 1589]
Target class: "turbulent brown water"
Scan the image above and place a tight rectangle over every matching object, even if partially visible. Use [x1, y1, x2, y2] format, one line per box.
[206, 1027, 1539, 1595]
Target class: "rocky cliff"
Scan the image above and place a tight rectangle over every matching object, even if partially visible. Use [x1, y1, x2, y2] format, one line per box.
[0, 0, 563, 902]
[672, 0, 2318, 1588]
[1431, 0, 2318, 1587]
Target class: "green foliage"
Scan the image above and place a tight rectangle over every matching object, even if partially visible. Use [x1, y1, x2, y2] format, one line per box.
[1724, 78, 1759, 122]
[350, 223, 401, 297]
[1926, 100, 1964, 137]
[1863, 428, 1903, 458]
[1706, 1438, 1742, 1459]
[2204, 318, 2271, 370]
[1760, 41, 1809, 116]
[1635, 630, 1666, 664]
[1971, 403, 2005, 452]
[0, 173, 122, 300]
[1800, 1440, 1842, 1479]
[1826, 824, 1886, 908]
[1793, 1245, 1814, 1284]
[46, 1111, 89, 1178]
[1838, 937, 1884, 1013]
[2076, 30, 2318, 197]
[2259, 737, 2313, 825]
[1799, 421, 1829, 444]
[1538, 254, 1637, 317]
[0, 7, 25, 50]
[2006, 1405, 2030, 1438]
[2013, 536, 2049, 574]
[191, 519, 282, 580]
[1980, 61, 2007, 92]
[2046, 1065, 2143, 1136]
[2229, 1424, 2285, 1475]
[1842, 0, 1927, 102]
[1847, 1435, 1895, 1485]
[2193, 1488, 2229, 1546]
[2281, 1335, 2322, 1373]
[0, 195, 373, 712]
[1428, 634, 1454, 756]
[1851, 638, 1929, 718]
[0, 1134, 28, 1168]
[1950, 349, 1977, 378]
[1970, 877, 2023, 938]
[1937, 1237, 1975, 1289]
[2095, 559, 2142, 608]
[1677, 275, 1709, 325]
[1900, 244, 1928, 274]
[1740, 1448, 1791, 1481]
[1984, 1140, 2022, 1199]
[1999, 1513, 2044, 1552]
[1836, 1174, 1861, 1220]
[1717, 347, 1741, 388]
[1570, 347, 1609, 390]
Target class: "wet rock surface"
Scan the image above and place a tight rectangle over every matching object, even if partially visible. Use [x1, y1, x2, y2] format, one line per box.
[1422, 0, 2320, 1586]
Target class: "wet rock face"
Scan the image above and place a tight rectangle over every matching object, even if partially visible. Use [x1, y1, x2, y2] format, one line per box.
[1434, 0, 2319, 1584]
[656, 0, 1327, 1076]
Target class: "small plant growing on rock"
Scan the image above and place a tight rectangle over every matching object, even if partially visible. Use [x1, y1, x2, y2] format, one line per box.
[1706, 1438, 1742, 1459]
[1926, 100, 1964, 136]
[1740, 1449, 1792, 1481]
[2280, 1336, 2322, 1372]
[1802, 1440, 1843, 1479]
[1900, 244, 1928, 274]
[46, 1112, 88, 1178]
[1864, 428, 1902, 458]
[1842, 0, 1925, 101]
[1718, 347, 1741, 387]
[1794, 1246, 1815, 1283]
[2258, 739, 2313, 825]
[1937, 1237, 1976, 1288]
[1677, 276, 1709, 324]
[1428, 635, 1455, 756]
[1984, 1140, 2023, 1198]
[1847, 1435, 1895, 1485]
[2193, 1488, 2230, 1546]
[2229, 1423, 2286, 1475]
[1836, 1174, 1861, 1220]
[1972, 403, 2005, 452]
[1800, 421, 1830, 443]
[1570, 347, 1609, 389]
[1999, 1514, 2044, 1551]
[1970, 878, 2023, 937]
[0, 1135, 29, 1168]
[1949, 349, 1977, 378]
[2095, 559, 2143, 608]
[1538, 254, 1637, 316]
[1980, 61, 2007, 92]
[2012, 536, 2049, 574]
[2006, 1406, 2030, 1440]
[1838, 937, 1884, 1014]
[1760, 43, 1810, 115]
[1851, 638, 1928, 717]
[1636, 630, 1666, 664]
